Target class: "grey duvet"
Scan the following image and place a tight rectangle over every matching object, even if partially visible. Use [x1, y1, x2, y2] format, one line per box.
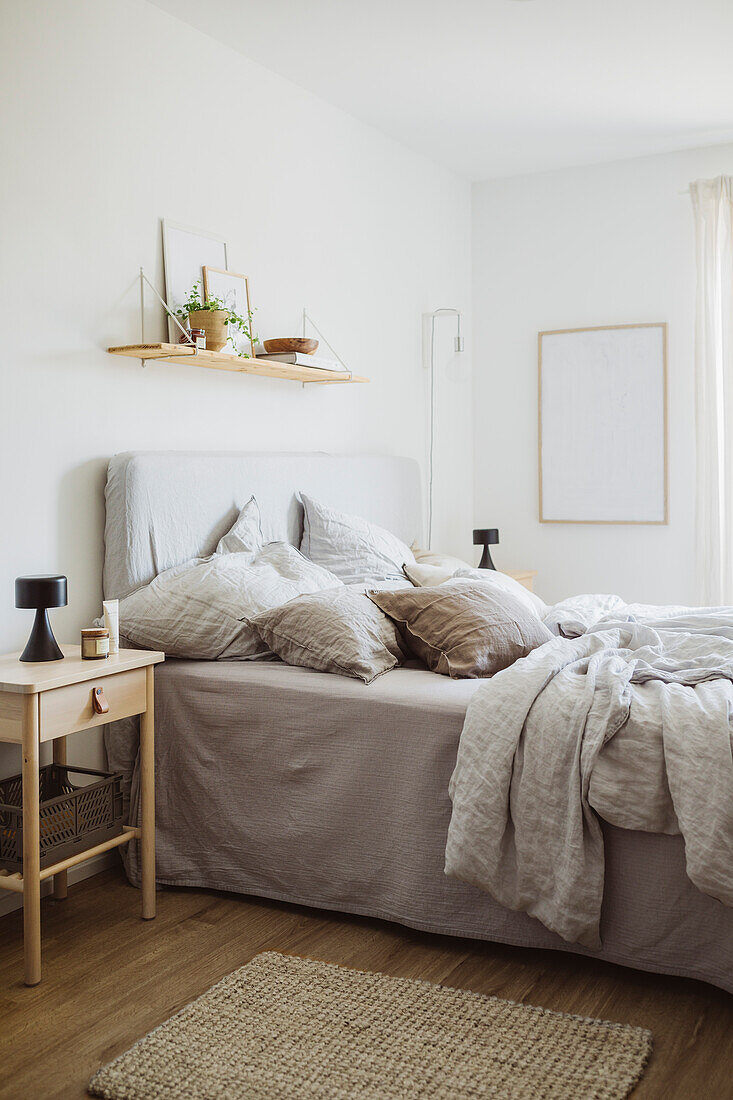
[446, 602, 733, 949]
[107, 657, 733, 995]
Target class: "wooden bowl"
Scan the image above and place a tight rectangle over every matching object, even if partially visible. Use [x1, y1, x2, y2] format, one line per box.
[263, 338, 319, 355]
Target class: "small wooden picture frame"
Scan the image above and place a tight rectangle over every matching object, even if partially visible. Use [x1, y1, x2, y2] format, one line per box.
[202, 266, 256, 358]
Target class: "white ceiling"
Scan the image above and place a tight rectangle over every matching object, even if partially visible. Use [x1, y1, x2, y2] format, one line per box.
[152, 0, 733, 180]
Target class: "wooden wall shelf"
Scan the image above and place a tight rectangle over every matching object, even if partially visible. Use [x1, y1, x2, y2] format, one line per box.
[108, 344, 368, 384]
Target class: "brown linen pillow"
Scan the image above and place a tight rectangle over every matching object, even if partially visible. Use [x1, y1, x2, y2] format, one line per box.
[249, 586, 407, 684]
[368, 579, 552, 679]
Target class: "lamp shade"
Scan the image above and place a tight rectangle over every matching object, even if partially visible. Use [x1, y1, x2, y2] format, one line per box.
[15, 575, 67, 662]
[473, 529, 499, 547]
[15, 575, 67, 610]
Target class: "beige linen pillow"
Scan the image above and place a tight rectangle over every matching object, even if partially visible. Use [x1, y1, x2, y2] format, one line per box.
[368, 580, 552, 679]
[250, 586, 407, 683]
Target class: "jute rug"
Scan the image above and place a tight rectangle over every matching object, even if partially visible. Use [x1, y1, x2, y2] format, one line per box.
[88, 951, 652, 1099]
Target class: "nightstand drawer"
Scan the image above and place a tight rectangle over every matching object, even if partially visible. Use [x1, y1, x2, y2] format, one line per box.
[39, 668, 147, 741]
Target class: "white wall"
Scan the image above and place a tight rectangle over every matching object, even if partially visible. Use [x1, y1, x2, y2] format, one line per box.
[472, 143, 733, 605]
[0, 1, 472, 778]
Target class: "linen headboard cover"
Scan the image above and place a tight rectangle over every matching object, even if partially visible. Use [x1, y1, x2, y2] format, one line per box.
[104, 451, 423, 599]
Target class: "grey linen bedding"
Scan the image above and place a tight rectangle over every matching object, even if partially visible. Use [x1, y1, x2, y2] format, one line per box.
[107, 658, 733, 995]
[446, 605, 733, 950]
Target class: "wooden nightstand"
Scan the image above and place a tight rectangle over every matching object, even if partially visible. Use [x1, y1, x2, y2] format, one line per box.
[506, 570, 537, 593]
[0, 644, 164, 985]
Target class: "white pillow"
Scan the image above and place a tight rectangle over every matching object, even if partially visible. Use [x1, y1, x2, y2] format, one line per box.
[403, 562, 456, 587]
[405, 560, 546, 617]
[409, 545, 547, 616]
[215, 496, 263, 555]
[411, 545, 473, 572]
[119, 543, 343, 659]
[453, 567, 548, 617]
[300, 494, 415, 585]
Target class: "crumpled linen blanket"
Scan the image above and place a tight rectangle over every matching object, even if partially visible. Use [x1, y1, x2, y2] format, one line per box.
[445, 602, 733, 947]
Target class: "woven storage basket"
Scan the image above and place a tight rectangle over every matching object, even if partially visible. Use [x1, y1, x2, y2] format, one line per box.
[0, 764, 124, 871]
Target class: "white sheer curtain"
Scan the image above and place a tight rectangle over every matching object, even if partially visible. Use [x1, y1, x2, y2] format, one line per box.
[691, 176, 733, 605]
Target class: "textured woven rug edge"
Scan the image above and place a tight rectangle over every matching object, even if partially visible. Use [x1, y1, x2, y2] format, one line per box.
[87, 960, 250, 1099]
[267, 952, 654, 1048]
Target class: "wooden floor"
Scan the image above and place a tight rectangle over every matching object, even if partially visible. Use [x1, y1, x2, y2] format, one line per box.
[0, 868, 732, 1099]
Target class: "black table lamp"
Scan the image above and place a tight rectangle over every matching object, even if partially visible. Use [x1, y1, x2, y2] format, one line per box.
[473, 529, 499, 570]
[15, 575, 67, 662]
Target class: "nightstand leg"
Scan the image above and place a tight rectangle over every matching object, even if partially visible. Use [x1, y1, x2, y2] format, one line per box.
[22, 694, 41, 986]
[140, 666, 155, 920]
[52, 737, 68, 900]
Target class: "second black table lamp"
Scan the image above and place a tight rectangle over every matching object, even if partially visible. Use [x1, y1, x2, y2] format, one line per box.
[473, 529, 499, 570]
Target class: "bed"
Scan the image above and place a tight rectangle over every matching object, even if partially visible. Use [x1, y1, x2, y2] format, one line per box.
[103, 451, 733, 995]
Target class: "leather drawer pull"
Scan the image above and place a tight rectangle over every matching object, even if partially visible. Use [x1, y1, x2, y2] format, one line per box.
[92, 686, 110, 715]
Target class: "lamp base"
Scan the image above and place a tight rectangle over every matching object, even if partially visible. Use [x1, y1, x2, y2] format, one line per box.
[478, 546, 496, 570]
[19, 608, 64, 662]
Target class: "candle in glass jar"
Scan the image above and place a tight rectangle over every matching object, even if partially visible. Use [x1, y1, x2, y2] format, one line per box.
[80, 627, 110, 660]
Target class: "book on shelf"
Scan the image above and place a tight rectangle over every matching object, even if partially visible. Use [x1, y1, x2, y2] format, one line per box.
[256, 351, 347, 372]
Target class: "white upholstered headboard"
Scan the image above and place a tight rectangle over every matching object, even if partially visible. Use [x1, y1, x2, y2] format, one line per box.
[103, 451, 423, 599]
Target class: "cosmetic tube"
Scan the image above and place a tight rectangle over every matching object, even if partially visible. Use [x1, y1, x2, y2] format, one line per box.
[103, 599, 119, 655]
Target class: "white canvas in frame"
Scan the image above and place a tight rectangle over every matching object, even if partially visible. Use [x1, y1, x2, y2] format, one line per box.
[162, 220, 228, 343]
[539, 323, 668, 524]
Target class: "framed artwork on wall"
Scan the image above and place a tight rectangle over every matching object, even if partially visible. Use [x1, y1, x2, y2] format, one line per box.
[538, 322, 668, 524]
[203, 266, 256, 358]
[162, 220, 228, 343]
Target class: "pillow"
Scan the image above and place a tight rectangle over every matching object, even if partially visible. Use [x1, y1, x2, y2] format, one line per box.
[406, 560, 547, 618]
[300, 494, 416, 585]
[215, 496, 263, 555]
[368, 580, 553, 679]
[250, 586, 407, 684]
[410, 545, 548, 617]
[403, 562, 457, 588]
[411, 545, 473, 572]
[363, 577, 415, 592]
[119, 543, 342, 659]
[453, 567, 548, 616]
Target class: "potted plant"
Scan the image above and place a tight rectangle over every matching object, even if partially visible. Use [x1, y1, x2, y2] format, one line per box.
[175, 281, 255, 355]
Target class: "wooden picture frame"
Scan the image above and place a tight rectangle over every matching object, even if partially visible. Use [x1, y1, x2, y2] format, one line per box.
[202, 266, 256, 359]
[538, 322, 668, 525]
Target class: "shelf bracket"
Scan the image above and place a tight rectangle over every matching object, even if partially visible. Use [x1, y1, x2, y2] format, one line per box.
[300, 308, 353, 387]
[138, 267, 198, 368]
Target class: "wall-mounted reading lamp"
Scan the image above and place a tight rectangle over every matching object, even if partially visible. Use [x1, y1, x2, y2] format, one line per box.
[427, 308, 464, 548]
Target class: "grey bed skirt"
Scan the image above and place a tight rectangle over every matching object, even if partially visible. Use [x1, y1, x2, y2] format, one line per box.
[106, 659, 733, 996]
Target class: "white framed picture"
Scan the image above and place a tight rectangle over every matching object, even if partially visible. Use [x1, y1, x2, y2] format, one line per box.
[161, 220, 228, 343]
[202, 266, 256, 358]
[539, 323, 668, 524]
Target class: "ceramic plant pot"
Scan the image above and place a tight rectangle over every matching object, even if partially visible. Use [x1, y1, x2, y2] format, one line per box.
[187, 309, 229, 353]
